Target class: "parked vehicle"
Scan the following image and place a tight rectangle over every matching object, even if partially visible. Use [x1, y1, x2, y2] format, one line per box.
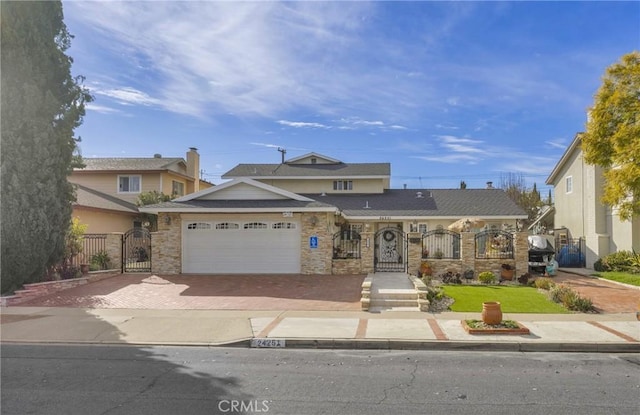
[528, 235, 555, 274]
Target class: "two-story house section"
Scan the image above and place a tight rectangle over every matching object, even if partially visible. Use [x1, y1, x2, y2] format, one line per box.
[222, 152, 391, 194]
[70, 147, 212, 232]
[546, 134, 640, 268]
[140, 152, 527, 276]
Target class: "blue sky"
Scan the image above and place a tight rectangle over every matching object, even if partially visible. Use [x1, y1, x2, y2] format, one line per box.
[63, 1, 639, 194]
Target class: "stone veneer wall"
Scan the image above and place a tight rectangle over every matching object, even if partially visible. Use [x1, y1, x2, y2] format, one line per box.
[301, 212, 332, 274]
[152, 212, 182, 274]
[105, 233, 123, 270]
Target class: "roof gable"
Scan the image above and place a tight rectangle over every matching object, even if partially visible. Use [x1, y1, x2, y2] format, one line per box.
[546, 133, 582, 185]
[285, 152, 341, 165]
[174, 178, 314, 202]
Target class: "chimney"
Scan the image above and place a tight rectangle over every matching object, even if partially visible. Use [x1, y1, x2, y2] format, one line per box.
[187, 147, 200, 192]
[486, 181, 494, 189]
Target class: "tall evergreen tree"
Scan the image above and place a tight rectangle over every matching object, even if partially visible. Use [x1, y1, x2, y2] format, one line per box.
[1, 1, 92, 293]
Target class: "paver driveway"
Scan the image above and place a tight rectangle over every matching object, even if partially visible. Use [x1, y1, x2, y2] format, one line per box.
[17, 274, 366, 311]
[553, 272, 639, 313]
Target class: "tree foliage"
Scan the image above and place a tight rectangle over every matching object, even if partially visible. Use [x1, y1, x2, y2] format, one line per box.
[136, 191, 172, 231]
[1, 1, 92, 293]
[582, 51, 640, 221]
[500, 173, 543, 226]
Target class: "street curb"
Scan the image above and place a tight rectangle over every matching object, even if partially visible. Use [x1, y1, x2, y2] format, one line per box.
[2, 338, 638, 353]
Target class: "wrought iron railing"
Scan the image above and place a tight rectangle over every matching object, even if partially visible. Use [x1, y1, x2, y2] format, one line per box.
[333, 230, 362, 259]
[421, 229, 461, 259]
[475, 230, 514, 259]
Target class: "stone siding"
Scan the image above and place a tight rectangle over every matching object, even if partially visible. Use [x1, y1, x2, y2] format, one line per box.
[301, 212, 332, 274]
[152, 213, 182, 274]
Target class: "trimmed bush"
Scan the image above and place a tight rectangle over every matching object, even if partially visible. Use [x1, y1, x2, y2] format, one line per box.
[534, 277, 555, 290]
[478, 271, 496, 284]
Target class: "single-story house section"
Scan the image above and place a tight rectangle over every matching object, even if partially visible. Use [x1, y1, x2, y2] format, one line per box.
[139, 177, 529, 275]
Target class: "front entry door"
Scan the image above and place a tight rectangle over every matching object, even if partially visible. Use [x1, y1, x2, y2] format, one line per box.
[374, 227, 407, 272]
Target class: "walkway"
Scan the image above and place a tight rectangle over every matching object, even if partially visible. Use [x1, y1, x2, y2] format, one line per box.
[554, 271, 639, 313]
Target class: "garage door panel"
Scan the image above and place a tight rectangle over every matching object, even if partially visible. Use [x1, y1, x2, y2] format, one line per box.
[182, 221, 301, 273]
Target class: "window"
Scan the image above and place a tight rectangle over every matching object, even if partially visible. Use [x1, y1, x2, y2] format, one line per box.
[118, 175, 141, 193]
[216, 222, 239, 230]
[311, 158, 317, 164]
[172, 180, 185, 197]
[565, 176, 573, 193]
[187, 222, 211, 230]
[349, 224, 363, 233]
[333, 180, 353, 191]
[418, 224, 428, 234]
[244, 222, 268, 229]
[273, 222, 296, 229]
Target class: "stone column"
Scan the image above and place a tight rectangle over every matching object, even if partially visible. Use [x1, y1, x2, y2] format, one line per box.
[460, 232, 475, 272]
[514, 231, 529, 276]
[300, 213, 332, 274]
[105, 233, 123, 271]
[407, 232, 423, 275]
[360, 231, 374, 274]
[152, 213, 182, 274]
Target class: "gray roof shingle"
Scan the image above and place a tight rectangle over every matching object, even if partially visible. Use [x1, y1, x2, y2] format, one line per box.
[77, 157, 184, 172]
[301, 189, 527, 217]
[73, 184, 139, 213]
[222, 162, 390, 178]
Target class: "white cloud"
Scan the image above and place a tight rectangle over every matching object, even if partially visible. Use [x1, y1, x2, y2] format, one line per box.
[85, 103, 121, 114]
[277, 120, 330, 129]
[92, 86, 160, 107]
[545, 140, 568, 150]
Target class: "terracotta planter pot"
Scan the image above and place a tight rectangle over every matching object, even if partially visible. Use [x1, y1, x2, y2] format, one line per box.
[500, 269, 514, 280]
[482, 302, 502, 325]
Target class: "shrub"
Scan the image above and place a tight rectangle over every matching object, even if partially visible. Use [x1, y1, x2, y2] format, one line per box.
[534, 277, 555, 290]
[517, 273, 531, 285]
[599, 250, 636, 272]
[478, 271, 496, 284]
[90, 251, 111, 270]
[593, 258, 606, 272]
[440, 271, 462, 284]
[426, 286, 444, 303]
[549, 283, 595, 312]
[549, 284, 575, 304]
[569, 296, 595, 312]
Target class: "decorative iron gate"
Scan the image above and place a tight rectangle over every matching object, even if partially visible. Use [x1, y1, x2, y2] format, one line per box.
[122, 228, 151, 272]
[374, 227, 407, 272]
[555, 237, 585, 268]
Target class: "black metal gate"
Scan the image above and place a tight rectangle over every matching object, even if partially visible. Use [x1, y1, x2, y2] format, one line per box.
[374, 227, 407, 272]
[555, 237, 585, 268]
[122, 227, 151, 272]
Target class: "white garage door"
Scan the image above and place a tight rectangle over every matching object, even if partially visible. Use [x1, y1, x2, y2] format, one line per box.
[182, 220, 301, 274]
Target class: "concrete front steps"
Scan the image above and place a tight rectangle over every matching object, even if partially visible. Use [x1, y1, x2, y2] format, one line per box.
[362, 272, 428, 312]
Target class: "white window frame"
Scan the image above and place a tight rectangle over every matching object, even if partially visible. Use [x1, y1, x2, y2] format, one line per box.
[172, 180, 185, 197]
[187, 222, 211, 230]
[565, 176, 573, 194]
[216, 222, 240, 230]
[418, 224, 428, 234]
[333, 180, 353, 191]
[118, 175, 141, 193]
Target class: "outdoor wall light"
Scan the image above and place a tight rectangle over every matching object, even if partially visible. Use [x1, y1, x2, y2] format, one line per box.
[164, 215, 172, 225]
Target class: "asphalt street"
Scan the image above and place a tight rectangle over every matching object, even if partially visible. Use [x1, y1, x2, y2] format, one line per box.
[2, 344, 639, 415]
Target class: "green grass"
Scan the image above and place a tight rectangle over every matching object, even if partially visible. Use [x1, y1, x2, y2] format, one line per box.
[442, 285, 568, 313]
[594, 272, 640, 287]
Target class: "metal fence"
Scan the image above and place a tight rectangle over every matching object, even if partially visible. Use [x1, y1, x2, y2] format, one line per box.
[421, 229, 461, 259]
[475, 230, 514, 259]
[72, 234, 109, 268]
[333, 230, 362, 259]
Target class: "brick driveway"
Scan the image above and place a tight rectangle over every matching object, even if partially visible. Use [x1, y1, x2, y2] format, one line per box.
[554, 272, 639, 313]
[17, 274, 365, 311]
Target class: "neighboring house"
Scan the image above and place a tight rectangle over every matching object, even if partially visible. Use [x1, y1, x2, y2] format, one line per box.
[70, 147, 212, 232]
[546, 134, 640, 268]
[140, 153, 528, 275]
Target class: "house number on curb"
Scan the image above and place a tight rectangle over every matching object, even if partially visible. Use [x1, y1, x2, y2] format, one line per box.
[251, 338, 286, 348]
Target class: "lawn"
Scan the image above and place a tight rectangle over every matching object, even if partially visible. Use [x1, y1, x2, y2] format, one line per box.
[594, 272, 640, 287]
[442, 285, 568, 313]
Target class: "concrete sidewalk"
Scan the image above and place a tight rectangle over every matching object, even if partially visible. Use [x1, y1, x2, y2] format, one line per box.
[1, 306, 638, 353]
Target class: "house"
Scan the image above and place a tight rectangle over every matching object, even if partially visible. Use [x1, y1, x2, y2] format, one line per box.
[70, 148, 212, 233]
[546, 134, 640, 268]
[140, 153, 528, 275]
